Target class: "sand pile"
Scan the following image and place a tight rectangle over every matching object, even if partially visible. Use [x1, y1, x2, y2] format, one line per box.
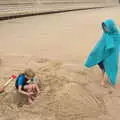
[0, 55, 108, 120]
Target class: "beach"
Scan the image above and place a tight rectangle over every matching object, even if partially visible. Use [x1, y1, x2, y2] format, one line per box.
[0, 6, 120, 120]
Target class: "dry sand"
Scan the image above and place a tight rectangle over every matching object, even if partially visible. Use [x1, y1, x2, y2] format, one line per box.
[0, 6, 120, 120]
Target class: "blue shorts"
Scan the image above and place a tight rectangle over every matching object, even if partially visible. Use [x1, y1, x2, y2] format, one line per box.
[98, 62, 105, 72]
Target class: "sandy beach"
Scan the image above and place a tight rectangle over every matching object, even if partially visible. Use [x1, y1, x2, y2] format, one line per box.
[0, 6, 120, 120]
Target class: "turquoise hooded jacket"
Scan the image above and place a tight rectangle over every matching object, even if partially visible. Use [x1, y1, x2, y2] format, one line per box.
[85, 19, 120, 85]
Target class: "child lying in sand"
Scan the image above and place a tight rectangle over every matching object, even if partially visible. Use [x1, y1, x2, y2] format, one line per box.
[15, 68, 40, 104]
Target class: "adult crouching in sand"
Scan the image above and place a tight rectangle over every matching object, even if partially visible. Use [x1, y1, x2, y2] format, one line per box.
[84, 19, 120, 87]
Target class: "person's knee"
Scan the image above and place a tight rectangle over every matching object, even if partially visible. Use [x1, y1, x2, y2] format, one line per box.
[32, 84, 36, 90]
[26, 84, 33, 91]
[26, 84, 36, 91]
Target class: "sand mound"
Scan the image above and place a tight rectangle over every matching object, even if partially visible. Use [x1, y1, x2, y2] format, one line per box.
[0, 55, 107, 120]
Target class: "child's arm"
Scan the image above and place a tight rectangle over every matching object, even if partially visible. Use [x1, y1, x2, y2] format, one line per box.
[18, 86, 33, 96]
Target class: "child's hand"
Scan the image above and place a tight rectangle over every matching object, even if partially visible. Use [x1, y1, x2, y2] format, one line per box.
[27, 92, 34, 96]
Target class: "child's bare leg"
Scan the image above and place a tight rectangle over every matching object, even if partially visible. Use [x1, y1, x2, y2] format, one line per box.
[24, 85, 34, 104]
[32, 79, 41, 94]
[35, 83, 40, 94]
[32, 83, 40, 95]
[104, 73, 108, 82]
[101, 72, 109, 87]
[28, 95, 33, 104]
[100, 71, 106, 86]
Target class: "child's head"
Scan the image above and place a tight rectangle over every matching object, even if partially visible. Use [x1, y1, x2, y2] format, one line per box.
[24, 68, 35, 80]
[102, 19, 119, 34]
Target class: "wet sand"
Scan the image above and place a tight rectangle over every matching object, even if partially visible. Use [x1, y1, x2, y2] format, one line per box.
[0, 6, 120, 120]
[0, 0, 118, 18]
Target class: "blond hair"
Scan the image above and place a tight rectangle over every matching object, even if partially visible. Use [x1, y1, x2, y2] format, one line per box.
[24, 68, 35, 77]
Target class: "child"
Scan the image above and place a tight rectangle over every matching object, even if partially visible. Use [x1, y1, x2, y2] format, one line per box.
[85, 19, 120, 87]
[15, 68, 40, 104]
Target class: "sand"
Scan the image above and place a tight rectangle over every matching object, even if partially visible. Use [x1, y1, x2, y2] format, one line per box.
[0, 6, 120, 120]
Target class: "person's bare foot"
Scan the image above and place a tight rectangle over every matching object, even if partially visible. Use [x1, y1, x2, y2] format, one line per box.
[28, 98, 33, 104]
[31, 96, 36, 100]
[100, 81, 107, 87]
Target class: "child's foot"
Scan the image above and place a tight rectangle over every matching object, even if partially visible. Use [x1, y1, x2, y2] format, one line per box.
[100, 81, 106, 87]
[31, 96, 36, 100]
[28, 98, 33, 104]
